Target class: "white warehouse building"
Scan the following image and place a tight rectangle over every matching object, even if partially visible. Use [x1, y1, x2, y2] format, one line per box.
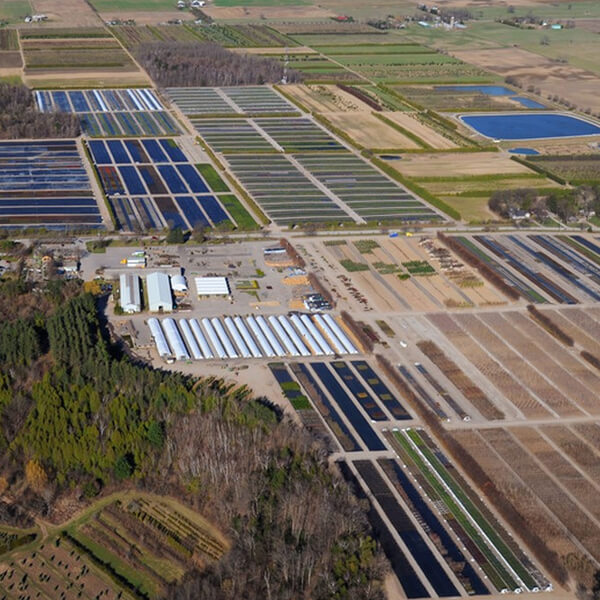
[119, 273, 141, 313]
[147, 272, 173, 312]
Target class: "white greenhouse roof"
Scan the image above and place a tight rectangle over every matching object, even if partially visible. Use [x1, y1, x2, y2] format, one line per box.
[195, 276, 230, 296]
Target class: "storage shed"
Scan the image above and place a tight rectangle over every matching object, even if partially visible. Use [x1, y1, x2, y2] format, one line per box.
[119, 273, 141, 313]
[147, 272, 173, 312]
[171, 273, 188, 294]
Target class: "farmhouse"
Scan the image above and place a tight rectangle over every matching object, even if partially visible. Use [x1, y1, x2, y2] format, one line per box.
[119, 274, 141, 313]
[147, 272, 173, 312]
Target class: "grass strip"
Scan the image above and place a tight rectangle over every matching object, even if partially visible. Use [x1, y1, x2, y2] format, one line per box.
[196, 163, 230, 192]
[219, 194, 259, 230]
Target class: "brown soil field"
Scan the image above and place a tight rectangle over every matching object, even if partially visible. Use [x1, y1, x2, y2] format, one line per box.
[540, 425, 600, 482]
[324, 111, 421, 149]
[25, 70, 150, 88]
[386, 151, 532, 178]
[504, 135, 600, 155]
[384, 112, 458, 150]
[560, 307, 600, 342]
[452, 47, 600, 114]
[203, 5, 335, 20]
[428, 313, 552, 418]
[485, 428, 600, 563]
[456, 313, 582, 417]
[506, 312, 600, 412]
[451, 429, 583, 560]
[511, 427, 600, 523]
[0, 52, 22, 68]
[30, 0, 101, 26]
[286, 83, 374, 113]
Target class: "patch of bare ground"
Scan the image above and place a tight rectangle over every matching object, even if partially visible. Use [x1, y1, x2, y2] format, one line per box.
[202, 5, 335, 20]
[98, 10, 193, 24]
[29, 0, 101, 26]
[384, 112, 458, 149]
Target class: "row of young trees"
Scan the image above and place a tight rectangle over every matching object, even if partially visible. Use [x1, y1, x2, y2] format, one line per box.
[0, 284, 385, 599]
[0, 83, 79, 139]
[135, 42, 302, 87]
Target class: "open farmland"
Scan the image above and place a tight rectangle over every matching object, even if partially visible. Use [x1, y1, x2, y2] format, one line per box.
[112, 23, 292, 49]
[321, 111, 421, 150]
[0, 492, 228, 600]
[525, 154, 600, 184]
[0, 140, 105, 229]
[87, 138, 255, 231]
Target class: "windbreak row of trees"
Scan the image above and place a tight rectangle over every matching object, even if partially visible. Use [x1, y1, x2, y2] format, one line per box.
[0, 83, 80, 139]
[135, 42, 302, 87]
[0, 282, 385, 599]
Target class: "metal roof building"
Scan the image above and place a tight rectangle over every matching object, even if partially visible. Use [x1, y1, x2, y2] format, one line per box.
[147, 272, 173, 312]
[119, 273, 141, 313]
[195, 276, 230, 297]
[171, 274, 188, 293]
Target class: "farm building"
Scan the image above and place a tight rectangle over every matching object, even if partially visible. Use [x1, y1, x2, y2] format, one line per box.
[147, 272, 173, 312]
[171, 273, 188, 294]
[195, 276, 230, 298]
[119, 274, 141, 313]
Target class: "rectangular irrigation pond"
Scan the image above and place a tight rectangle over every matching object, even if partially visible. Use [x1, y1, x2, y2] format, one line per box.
[87, 138, 253, 232]
[460, 113, 600, 140]
[0, 140, 102, 229]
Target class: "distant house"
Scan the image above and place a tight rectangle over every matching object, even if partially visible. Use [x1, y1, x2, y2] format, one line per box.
[509, 209, 531, 221]
[120, 273, 141, 313]
[147, 272, 173, 312]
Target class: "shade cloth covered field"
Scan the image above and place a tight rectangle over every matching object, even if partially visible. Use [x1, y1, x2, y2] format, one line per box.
[0, 140, 102, 229]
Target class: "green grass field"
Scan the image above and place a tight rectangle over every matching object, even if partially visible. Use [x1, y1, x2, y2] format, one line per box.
[214, 0, 308, 5]
[0, 0, 31, 22]
[90, 0, 180, 11]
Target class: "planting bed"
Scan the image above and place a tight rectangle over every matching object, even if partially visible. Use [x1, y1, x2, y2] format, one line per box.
[88, 138, 252, 231]
[0, 140, 102, 229]
[167, 85, 297, 116]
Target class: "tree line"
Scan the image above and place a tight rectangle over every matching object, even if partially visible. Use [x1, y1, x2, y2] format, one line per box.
[135, 42, 302, 87]
[0, 83, 80, 139]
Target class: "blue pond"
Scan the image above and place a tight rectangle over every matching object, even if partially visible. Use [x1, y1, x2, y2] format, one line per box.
[461, 113, 600, 140]
[512, 96, 546, 109]
[508, 147, 540, 155]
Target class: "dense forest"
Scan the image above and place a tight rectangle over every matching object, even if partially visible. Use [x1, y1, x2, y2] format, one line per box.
[0, 83, 80, 139]
[135, 42, 302, 87]
[0, 275, 385, 599]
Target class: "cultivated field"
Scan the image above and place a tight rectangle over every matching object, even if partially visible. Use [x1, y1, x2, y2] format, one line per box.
[323, 111, 421, 149]
[284, 83, 376, 113]
[383, 112, 458, 149]
[450, 426, 600, 589]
